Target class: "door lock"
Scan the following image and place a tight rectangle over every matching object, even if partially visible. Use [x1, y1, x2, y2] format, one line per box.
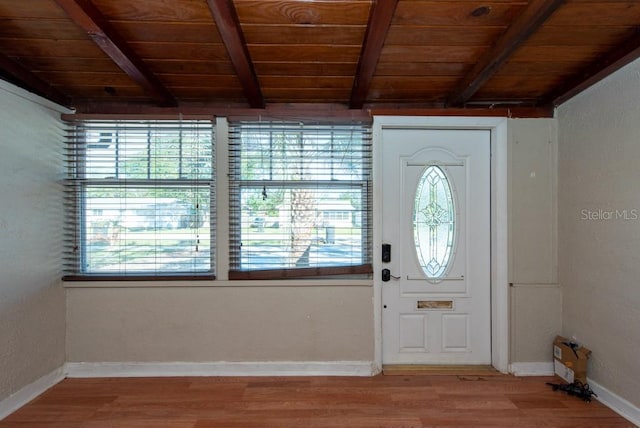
[382, 269, 400, 282]
[382, 243, 391, 263]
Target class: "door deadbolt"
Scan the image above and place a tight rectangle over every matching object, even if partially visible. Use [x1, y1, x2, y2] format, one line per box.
[382, 243, 391, 263]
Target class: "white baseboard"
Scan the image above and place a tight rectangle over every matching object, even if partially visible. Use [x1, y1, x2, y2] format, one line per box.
[0, 366, 65, 420]
[588, 378, 640, 427]
[509, 364, 639, 425]
[64, 361, 376, 378]
[509, 362, 554, 376]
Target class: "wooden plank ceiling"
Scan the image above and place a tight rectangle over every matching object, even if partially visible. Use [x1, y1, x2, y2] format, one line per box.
[1, 0, 640, 115]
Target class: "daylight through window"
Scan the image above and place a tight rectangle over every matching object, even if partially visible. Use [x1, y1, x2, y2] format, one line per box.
[63, 120, 215, 278]
[228, 122, 372, 279]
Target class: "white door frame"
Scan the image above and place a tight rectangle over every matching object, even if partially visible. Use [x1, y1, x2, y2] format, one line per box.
[372, 116, 509, 373]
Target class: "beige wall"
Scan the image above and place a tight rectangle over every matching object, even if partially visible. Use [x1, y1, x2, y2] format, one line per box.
[0, 82, 66, 401]
[558, 59, 640, 406]
[1, 68, 636, 406]
[0, 102, 558, 380]
[65, 114, 375, 366]
[66, 284, 374, 362]
[508, 118, 562, 364]
[66, 118, 561, 368]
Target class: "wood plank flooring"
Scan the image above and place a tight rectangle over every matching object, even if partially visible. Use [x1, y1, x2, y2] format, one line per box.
[0, 375, 635, 427]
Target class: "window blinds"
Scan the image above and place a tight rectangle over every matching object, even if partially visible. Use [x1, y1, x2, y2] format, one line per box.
[228, 121, 372, 279]
[63, 119, 215, 279]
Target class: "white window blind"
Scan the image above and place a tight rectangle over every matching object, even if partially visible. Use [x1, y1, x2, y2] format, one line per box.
[228, 121, 372, 279]
[63, 119, 215, 279]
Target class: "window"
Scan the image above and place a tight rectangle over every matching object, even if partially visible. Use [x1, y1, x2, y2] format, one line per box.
[229, 122, 372, 279]
[413, 165, 456, 279]
[64, 120, 215, 279]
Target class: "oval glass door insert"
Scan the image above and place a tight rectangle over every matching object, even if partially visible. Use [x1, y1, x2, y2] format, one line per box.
[413, 165, 456, 278]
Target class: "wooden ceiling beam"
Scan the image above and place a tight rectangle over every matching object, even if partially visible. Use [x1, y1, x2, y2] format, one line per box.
[446, 0, 565, 107]
[349, 0, 399, 109]
[206, 0, 265, 109]
[0, 53, 72, 106]
[549, 29, 640, 106]
[53, 0, 176, 107]
[67, 101, 372, 121]
[63, 101, 553, 119]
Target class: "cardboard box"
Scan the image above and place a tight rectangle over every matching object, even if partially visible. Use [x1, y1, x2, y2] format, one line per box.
[553, 335, 591, 383]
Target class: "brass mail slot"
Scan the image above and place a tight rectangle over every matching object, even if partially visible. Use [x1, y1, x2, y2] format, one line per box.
[417, 300, 453, 310]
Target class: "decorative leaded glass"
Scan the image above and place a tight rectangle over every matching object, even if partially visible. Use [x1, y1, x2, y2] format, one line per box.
[413, 165, 455, 278]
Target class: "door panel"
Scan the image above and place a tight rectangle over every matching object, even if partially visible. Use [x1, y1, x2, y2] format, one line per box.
[399, 313, 428, 352]
[381, 128, 491, 365]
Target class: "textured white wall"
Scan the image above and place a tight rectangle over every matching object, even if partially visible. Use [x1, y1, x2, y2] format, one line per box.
[0, 82, 66, 401]
[558, 59, 640, 407]
[508, 118, 561, 364]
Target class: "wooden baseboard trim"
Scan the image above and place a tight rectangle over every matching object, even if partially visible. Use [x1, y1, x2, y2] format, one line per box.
[64, 361, 377, 378]
[509, 364, 639, 425]
[0, 366, 65, 420]
[589, 378, 640, 427]
[509, 362, 555, 376]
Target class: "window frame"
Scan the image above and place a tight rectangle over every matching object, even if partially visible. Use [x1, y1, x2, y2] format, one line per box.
[227, 121, 373, 280]
[63, 119, 216, 281]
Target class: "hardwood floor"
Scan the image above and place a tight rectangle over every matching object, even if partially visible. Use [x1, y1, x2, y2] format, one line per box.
[0, 374, 634, 427]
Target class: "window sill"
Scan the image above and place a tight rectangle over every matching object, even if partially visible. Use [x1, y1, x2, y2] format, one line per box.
[63, 274, 216, 282]
[62, 278, 373, 288]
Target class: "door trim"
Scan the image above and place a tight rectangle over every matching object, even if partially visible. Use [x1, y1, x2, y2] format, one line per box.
[372, 116, 509, 373]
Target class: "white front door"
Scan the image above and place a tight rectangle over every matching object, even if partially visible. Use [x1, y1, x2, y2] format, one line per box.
[381, 127, 491, 365]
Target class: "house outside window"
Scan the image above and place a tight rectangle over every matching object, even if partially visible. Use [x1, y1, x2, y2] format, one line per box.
[63, 120, 215, 279]
[228, 121, 372, 280]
